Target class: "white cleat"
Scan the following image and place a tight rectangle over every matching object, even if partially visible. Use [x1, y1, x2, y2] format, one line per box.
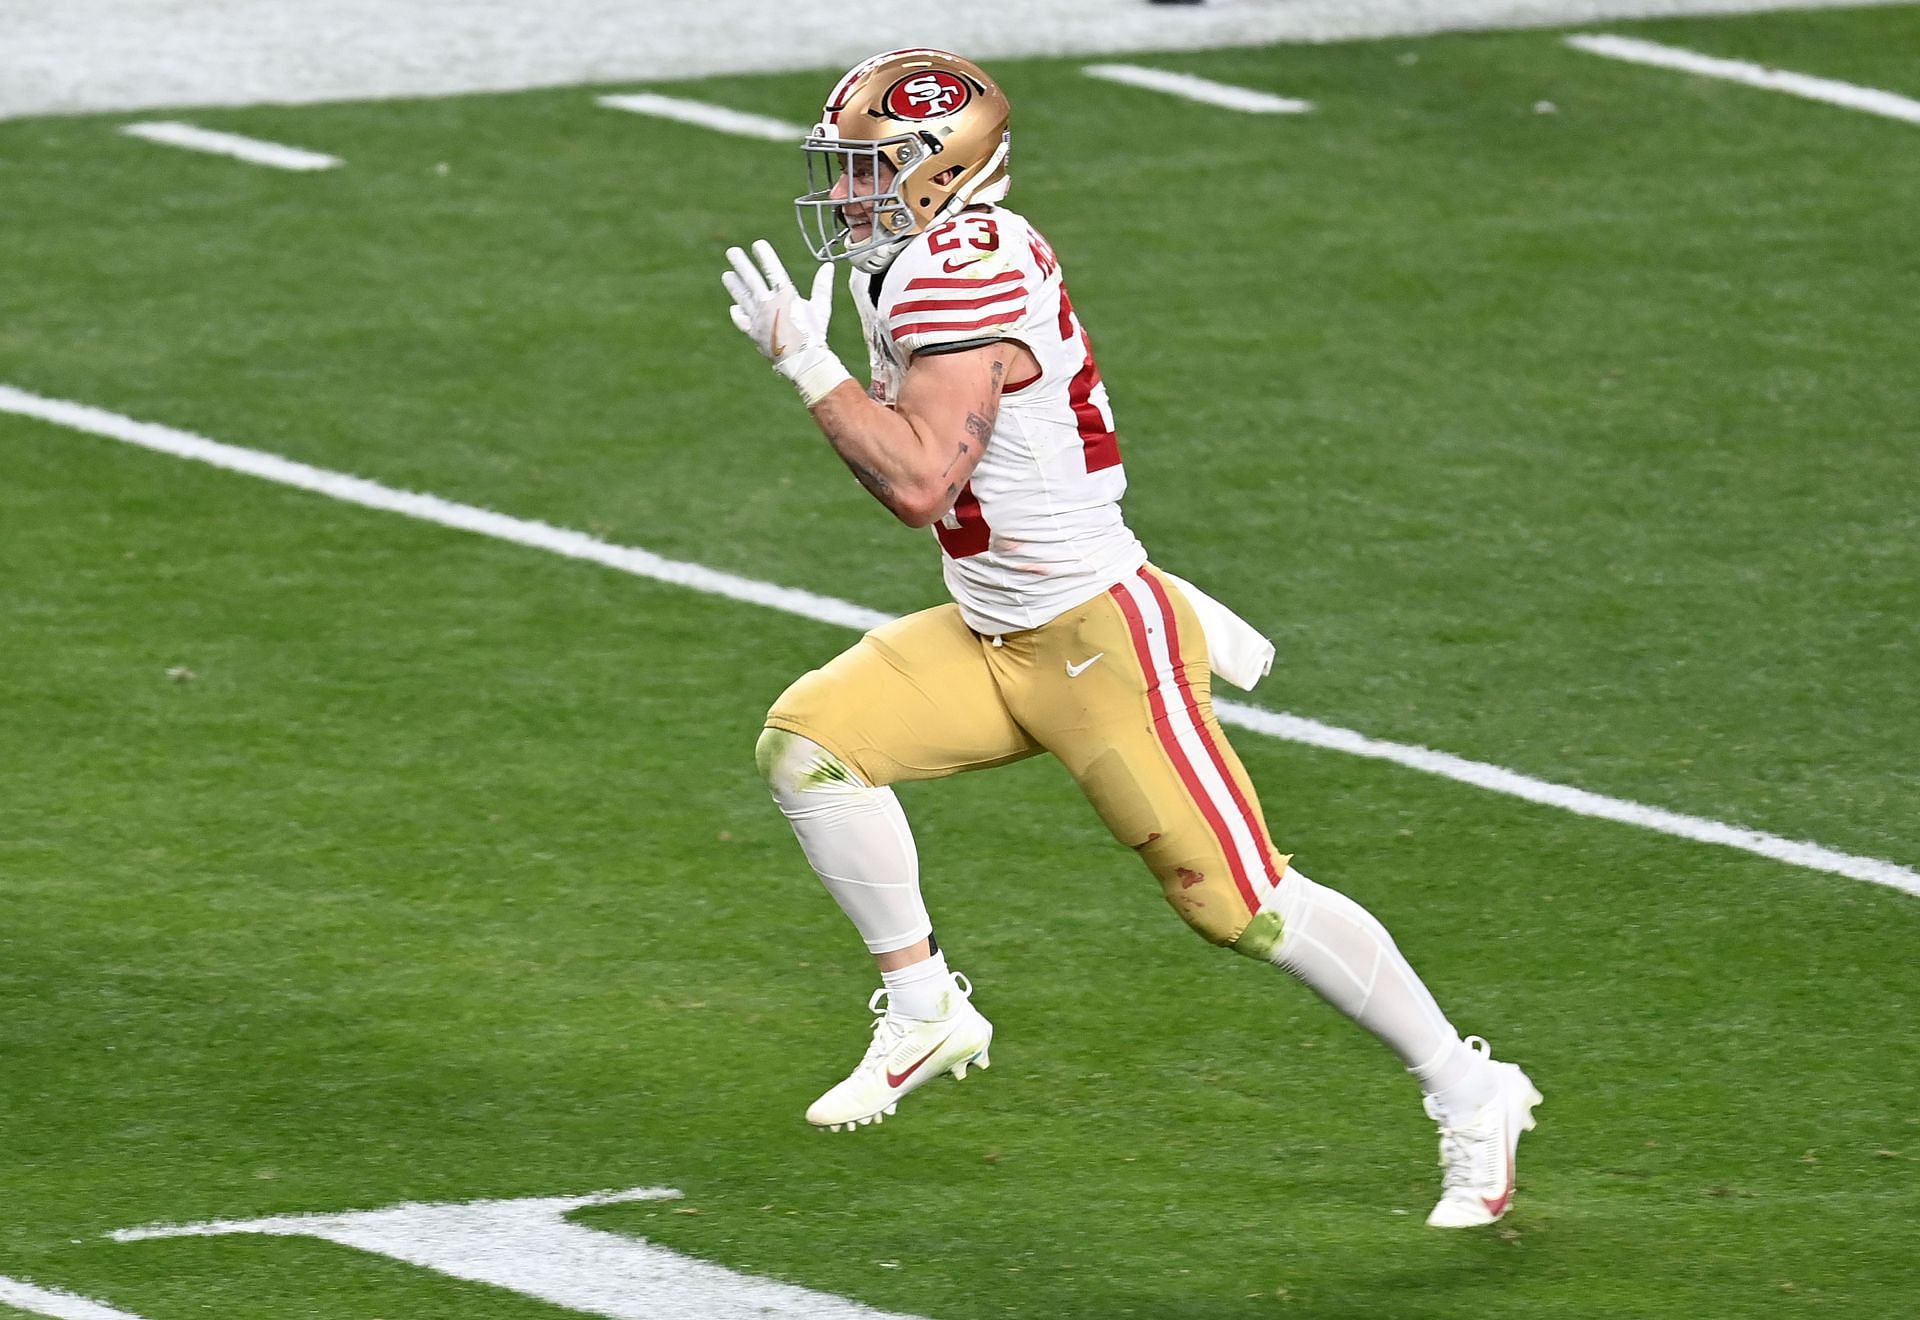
[806, 975, 993, 1132]
[1423, 1037, 1542, 1228]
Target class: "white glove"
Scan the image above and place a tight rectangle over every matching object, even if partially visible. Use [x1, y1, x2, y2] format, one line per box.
[722, 240, 852, 408]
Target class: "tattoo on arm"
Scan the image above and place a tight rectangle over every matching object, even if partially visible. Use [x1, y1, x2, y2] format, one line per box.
[940, 403, 997, 505]
[969, 358, 1007, 445]
[843, 457, 894, 499]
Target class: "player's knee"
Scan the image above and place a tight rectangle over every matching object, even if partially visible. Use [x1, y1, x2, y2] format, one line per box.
[1158, 872, 1249, 949]
[1227, 909, 1286, 961]
[1153, 861, 1288, 957]
[1170, 901, 1284, 960]
[754, 726, 790, 788]
[755, 726, 863, 798]
[1177, 903, 1247, 948]
[1225, 873, 1308, 962]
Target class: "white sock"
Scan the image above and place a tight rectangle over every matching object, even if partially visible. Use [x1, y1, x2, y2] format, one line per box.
[881, 950, 960, 1021]
[758, 730, 932, 955]
[1420, 1041, 1498, 1121]
[1267, 871, 1496, 1117]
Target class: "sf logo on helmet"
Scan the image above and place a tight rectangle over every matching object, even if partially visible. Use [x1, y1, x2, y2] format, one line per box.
[885, 71, 971, 120]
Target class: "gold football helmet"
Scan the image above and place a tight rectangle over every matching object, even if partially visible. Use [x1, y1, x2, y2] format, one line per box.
[796, 49, 1011, 273]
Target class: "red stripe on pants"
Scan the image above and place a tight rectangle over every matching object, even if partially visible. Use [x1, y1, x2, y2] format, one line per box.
[1139, 569, 1287, 894]
[1109, 579, 1263, 914]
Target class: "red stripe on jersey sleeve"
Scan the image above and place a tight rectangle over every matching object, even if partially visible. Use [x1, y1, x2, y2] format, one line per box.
[891, 284, 1027, 315]
[902, 270, 1024, 291]
[889, 309, 1023, 342]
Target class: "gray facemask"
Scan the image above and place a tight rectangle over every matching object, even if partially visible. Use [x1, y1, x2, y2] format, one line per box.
[795, 130, 929, 273]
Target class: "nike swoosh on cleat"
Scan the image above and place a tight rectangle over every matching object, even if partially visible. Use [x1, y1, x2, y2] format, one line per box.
[1065, 653, 1104, 677]
[1481, 1167, 1516, 1219]
[886, 1032, 957, 1088]
[1481, 1081, 1537, 1217]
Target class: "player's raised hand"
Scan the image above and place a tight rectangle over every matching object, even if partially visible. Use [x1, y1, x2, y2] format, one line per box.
[722, 241, 848, 406]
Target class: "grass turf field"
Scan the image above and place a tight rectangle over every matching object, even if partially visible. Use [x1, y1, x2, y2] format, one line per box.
[2, 5, 1918, 1317]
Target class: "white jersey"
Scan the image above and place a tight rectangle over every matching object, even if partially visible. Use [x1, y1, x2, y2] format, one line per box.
[852, 204, 1148, 635]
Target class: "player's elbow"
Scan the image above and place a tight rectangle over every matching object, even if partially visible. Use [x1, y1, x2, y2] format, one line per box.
[891, 483, 952, 529]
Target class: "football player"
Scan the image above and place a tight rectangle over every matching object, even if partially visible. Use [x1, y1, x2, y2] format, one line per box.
[722, 49, 1540, 1227]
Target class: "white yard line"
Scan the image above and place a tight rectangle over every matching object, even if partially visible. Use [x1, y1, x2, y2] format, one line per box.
[0, 1277, 152, 1320]
[1566, 33, 1920, 124]
[596, 93, 805, 143]
[1082, 64, 1312, 114]
[1220, 705, 1918, 893]
[0, 386, 881, 634]
[113, 1187, 922, 1319]
[118, 121, 342, 170]
[2, 381, 1914, 900]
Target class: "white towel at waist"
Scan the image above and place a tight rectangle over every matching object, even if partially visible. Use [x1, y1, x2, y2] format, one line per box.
[1160, 571, 1274, 691]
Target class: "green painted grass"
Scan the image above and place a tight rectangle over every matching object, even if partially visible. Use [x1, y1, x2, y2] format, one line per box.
[3, 7, 1917, 1317]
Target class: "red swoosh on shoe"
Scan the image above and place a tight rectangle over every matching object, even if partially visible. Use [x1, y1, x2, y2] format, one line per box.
[1481, 1166, 1516, 1219]
[886, 1033, 955, 1088]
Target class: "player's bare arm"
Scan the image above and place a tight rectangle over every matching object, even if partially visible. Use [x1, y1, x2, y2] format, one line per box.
[807, 342, 1013, 527]
[721, 236, 1035, 528]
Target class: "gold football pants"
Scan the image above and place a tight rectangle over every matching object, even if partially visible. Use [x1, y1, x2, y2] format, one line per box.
[765, 565, 1291, 946]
